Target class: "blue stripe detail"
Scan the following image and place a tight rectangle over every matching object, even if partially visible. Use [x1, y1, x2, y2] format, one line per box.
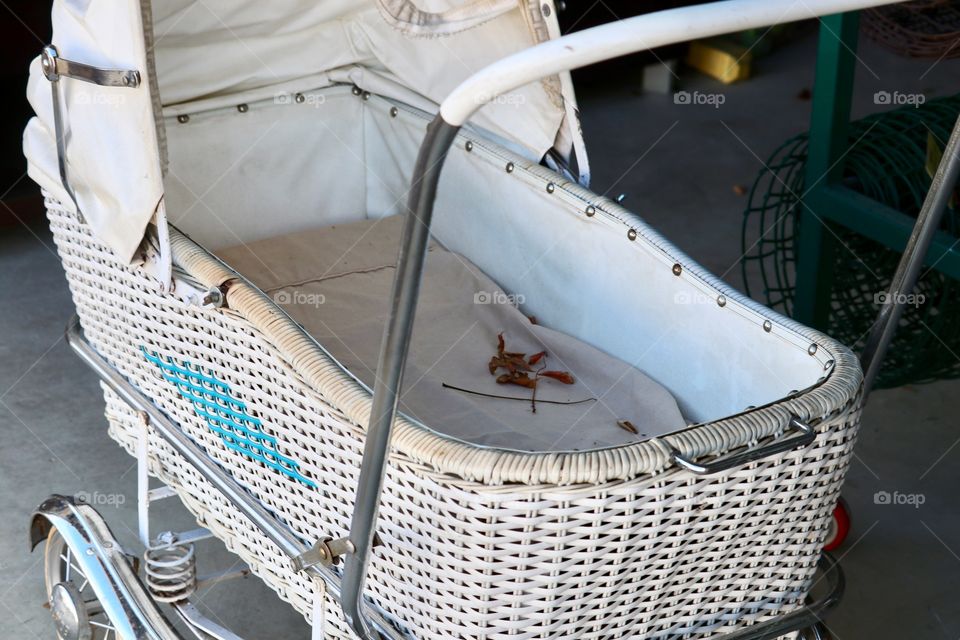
[192, 407, 276, 445]
[142, 347, 316, 488]
[142, 348, 231, 391]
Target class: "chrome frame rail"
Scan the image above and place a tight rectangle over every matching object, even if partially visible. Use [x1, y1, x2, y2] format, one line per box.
[64, 316, 407, 640]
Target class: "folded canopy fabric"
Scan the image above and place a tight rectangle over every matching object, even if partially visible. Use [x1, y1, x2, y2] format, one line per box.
[24, 0, 164, 264]
[24, 0, 583, 265]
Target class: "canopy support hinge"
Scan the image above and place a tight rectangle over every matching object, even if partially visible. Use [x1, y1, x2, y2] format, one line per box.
[39, 45, 142, 210]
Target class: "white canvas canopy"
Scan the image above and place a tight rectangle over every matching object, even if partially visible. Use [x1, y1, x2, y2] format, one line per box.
[24, 0, 587, 265]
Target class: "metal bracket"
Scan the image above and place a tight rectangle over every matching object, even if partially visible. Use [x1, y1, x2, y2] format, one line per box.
[292, 537, 355, 571]
[41, 45, 141, 88]
[39, 45, 142, 209]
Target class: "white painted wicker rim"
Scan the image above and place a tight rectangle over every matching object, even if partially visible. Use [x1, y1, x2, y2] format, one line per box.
[165, 175, 862, 487]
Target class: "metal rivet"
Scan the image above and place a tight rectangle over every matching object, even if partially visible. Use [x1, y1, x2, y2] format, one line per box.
[237, 104, 248, 113]
[824, 359, 835, 371]
[541, 3, 552, 17]
[505, 162, 514, 173]
[616, 193, 627, 204]
[717, 295, 726, 307]
[176, 114, 189, 124]
[465, 141, 474, 152]
[808, 343, 818, 356]
[85, 548, 95, 556]
[585, 205, 596, 217]
[362, 91, 371, 101]
[294, 93, 305, 104]
[389, 106, 398, 118]
[672, 263, 682, 276]
[352, 86, 362, 96]
[627, 228, 637, 241]
[763, 320, 772, 332]
[546, 182, 555, 193]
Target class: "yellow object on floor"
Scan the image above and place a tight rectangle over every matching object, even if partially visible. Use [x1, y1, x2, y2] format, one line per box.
[686, 38, 753, 84]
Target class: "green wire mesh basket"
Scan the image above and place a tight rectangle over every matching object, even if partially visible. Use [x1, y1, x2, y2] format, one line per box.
[741, 95, 960, 389]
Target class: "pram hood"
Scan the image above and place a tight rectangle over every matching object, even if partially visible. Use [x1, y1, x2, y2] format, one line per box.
[24, 0, 586, 264]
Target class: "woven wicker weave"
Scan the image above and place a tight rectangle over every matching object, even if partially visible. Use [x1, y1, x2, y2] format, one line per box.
[47, 168, 862, 637]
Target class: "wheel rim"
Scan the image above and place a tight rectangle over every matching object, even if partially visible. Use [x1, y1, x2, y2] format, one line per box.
[44, 528, 117, 640]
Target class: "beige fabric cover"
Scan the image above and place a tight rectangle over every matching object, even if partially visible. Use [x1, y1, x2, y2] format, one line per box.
[217, 216, 685, 452]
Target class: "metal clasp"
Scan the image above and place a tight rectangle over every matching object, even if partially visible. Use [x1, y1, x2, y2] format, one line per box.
[39, 45, 142, 208]
[292, 537, 355, 571]
[41, 45, 141, 88]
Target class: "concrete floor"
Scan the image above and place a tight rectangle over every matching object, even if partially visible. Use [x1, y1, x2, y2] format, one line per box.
[2, 24, 959, 640]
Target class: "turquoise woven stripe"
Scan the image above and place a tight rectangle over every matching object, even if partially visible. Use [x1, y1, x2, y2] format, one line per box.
[192, 406, 277, 445]
[162, 372, 248, 412]
[142, 347, 316, 488]
[167, 381, 263, 426]
[203, 420, 306, 472]
[142, 348, 231, 391]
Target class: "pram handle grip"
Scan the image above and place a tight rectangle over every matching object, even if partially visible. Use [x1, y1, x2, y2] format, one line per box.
[669, 416, 816, 475]
[438, 0, 902, 129]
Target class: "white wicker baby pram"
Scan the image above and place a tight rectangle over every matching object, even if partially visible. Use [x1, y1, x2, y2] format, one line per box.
[24, 0, 925, 639]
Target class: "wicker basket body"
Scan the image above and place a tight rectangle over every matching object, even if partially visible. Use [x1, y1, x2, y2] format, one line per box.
[47, 180, 862, 638]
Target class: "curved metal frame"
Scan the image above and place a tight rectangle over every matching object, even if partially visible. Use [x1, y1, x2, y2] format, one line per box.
[670, 416, 816, 475]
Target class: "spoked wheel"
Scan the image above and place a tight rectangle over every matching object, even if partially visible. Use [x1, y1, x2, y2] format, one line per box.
[822, 497, 851, 552]
[43, 527, 117, 640]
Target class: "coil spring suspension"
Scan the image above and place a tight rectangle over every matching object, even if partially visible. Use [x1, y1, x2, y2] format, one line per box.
[144, 532, 196, 603]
